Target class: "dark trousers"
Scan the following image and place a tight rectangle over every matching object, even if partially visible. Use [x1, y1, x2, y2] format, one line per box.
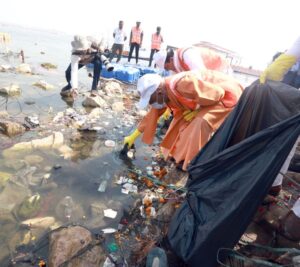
[149, 48, 159, 67]
[128, 42, 140, 64]
[109, 43, 123, 63]
[64, 54, 102, 91]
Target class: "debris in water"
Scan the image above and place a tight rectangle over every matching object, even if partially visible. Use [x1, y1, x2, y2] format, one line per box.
[104, 209, 117, 219]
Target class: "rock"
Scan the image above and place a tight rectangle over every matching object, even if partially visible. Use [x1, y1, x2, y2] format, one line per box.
[48, 226, 94, 267]
[0, 64, 11, 72]
[4, 159, 26, 170]
[82, 95, 108, 108]
[17, 194, 41, 219]
[24, 155, 44, 165]
[0, 111, 9, 118]
[41, 63, 57, 70]
[2, 132, 74, 159]
[0, 206, 15, 223]
[0, 84, 21, 96]
[0, 182, 30, 208]
[16, 63, 31, 73]
[0, 171, 12, 188]
[90, 202, 108, 218]
[33, 80, 54, 90]
[104, 81, 122, 95]
[0, 121, 25, 137]
[88, 108, 104, 119]
[21, 216, 55, 229]
[112, 101, 124, 112]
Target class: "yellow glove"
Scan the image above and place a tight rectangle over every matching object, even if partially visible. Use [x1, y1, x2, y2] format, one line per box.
[183, 110, 199, 122]
[124, 129, 141, 148]
[260, 54, 297, 84]
[158, 108, 171, 124]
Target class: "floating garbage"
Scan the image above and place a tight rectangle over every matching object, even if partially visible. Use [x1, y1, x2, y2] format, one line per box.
[24, 115, 39, 128]
[104, 209, 117, 219]
[121, 183, 138, 194]
[101, 228, 117, 234]
[97, 180, 108, 193]
[105, 140, 116, 147]
[62, 196, 74, 220]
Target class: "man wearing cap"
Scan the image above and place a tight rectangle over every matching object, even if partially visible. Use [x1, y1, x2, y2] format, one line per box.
[124, 71, 243, 170]
[153, 46, 230, 73]
[61, 35, 105, 97]
[128, 21, 143, 64]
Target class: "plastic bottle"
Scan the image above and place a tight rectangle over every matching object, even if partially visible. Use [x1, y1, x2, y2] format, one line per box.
[98, 180, 108, 193]
[63, 196, 74, 220]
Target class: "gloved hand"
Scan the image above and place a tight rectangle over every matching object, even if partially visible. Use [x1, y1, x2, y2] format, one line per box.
[162, 108, 171, 120]
[260, 54, 297, 84]
[158, 108, 171, 124]
[183, 110, 199, 122]
[124, 129, 141, 148]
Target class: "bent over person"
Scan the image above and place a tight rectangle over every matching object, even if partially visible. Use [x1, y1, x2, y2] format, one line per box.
[124, 71, 243, 170]
[61, 35, 105, 97]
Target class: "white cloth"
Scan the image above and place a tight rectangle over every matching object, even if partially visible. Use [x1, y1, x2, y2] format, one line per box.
[113, 28, 127, 45]
[137, 74, 162, 109]
[71, 55, 81, 89]
[292, 198, 300, 218]
[153, 50, 167, 70]
[286, 36, 300, 60]
[173, 47, 205, 72]
[272, 136, 299, 186]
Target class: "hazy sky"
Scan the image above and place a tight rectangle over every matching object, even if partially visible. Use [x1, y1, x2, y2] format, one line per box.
[1, 0, 299, 69]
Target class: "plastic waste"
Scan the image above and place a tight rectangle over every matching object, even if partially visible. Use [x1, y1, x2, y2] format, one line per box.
[105, 140, 115, 147]
[107, 242, 118, 253]
[24, 115, 39, 128]
[98, 180, 108, 192]
[104, 209, 117, 219]
[146, 247, 168, 267]
[62, 196, 74, 220]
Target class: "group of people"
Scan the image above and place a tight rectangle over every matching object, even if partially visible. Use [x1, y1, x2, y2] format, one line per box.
[109, 20, 164, 67]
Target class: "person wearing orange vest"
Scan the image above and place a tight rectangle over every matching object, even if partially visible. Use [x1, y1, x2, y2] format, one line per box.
[149, 26, 164, 67]
[123, 71, 243, 170]
[153, 46, 230, 73]
[128, 21, 144, 64]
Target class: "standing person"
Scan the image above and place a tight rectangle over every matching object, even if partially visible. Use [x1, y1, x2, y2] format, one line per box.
[128, 21, 143, 64]
[148, 26, 163, 67]
[109, 20, 127, 63]
[153, 46, 230, 73]
[123, 71, 243, 170]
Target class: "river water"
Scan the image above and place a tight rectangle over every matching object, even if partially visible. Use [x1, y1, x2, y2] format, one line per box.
[0, 23, 162, 265]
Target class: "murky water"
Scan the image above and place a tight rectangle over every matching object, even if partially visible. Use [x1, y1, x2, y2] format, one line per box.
[0, 24, 161, 265]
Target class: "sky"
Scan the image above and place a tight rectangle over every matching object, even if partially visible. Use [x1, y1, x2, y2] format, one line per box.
[1, 0, 299, 69]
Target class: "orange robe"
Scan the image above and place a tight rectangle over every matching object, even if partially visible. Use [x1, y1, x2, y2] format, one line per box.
[138, 70, 243, 170]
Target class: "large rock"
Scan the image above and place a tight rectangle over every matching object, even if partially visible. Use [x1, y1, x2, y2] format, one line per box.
[2, 132, 74, 159]
[82, 95, 108, 108]
[0, 84, 21, 96]
[33, 80, 54, 90]
[21, 216, 55, 229]
[48, 226, 93, 267]
[16, 63, 31, 73]
[0, 121, 25, 137]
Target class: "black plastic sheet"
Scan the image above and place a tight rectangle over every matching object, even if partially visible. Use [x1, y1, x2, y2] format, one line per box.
[167, 80, 300, 267]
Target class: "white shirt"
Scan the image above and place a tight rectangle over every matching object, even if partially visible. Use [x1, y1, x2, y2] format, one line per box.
[113, 28, 127, 45]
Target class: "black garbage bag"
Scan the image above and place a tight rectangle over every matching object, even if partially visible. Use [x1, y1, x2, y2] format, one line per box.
[167, 80, 300, 267]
